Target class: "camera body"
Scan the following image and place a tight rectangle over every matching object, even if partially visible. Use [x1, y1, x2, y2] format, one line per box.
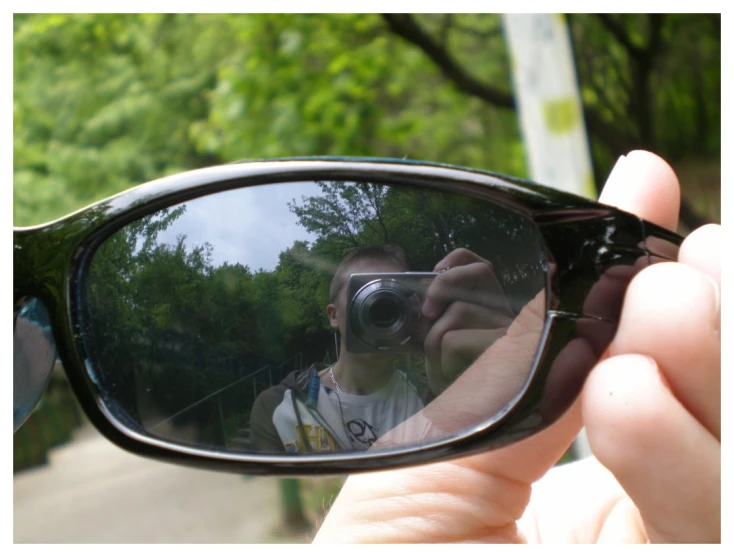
[345, 272, 438, 353]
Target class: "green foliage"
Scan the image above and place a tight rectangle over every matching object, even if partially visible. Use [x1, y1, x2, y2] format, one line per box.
[567, 14, 720, 173]
[14, 14, 236, 225]
[14, 14, 719, 227]
[81, 200, 332, 444]
[191, 14, 522, 171]
[14, 14, 529, 226]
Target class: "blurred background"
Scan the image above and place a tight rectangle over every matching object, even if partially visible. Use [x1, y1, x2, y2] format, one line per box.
[13, 13, 720, 543]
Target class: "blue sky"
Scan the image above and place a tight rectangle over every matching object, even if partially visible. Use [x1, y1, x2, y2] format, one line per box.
[155, 181, 321, 272]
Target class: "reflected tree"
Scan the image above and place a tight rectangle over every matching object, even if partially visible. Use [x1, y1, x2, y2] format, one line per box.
[291, 181, 546, 312]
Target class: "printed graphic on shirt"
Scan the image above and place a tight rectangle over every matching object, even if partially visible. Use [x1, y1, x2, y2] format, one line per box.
[283, 424, 339, 453]
[346, 418, 378, 448]
[267, 370, 426, 453]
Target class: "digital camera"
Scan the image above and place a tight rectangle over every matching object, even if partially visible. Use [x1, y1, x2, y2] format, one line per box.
[345, 272, 438, 353]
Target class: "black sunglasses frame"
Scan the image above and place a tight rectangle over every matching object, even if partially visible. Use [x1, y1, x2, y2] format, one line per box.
[13, 158, 682, 475]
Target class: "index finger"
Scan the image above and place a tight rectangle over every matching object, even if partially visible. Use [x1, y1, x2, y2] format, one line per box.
[599, 150, 680, 232]
[433, 247, 493, 272]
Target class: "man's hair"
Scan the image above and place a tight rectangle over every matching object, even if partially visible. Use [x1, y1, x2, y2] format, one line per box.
[329, 245, 409, 303]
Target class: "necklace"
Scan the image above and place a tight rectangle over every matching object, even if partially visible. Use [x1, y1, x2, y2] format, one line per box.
[328, 366, 343, 394]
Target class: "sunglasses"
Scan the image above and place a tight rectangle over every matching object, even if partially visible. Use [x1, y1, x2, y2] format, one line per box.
[14, 158, 681, 475]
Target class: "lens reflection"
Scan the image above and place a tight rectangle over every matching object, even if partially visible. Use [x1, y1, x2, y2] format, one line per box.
[81, 180, 547, 454]
[14, 297, 57, 431]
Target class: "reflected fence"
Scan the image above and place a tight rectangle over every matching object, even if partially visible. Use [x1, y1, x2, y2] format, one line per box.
[14, 353, 307, 473]
[144, 353, 305, 449]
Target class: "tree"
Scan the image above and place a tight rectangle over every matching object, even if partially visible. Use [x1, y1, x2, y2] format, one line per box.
[380, 14, 720, 227]
[13, 14, 235, 225]
[290, 180, 546, 313]
[15, 14, 719, 229]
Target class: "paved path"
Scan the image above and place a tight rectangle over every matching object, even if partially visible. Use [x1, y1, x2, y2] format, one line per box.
[13, 427, 310, 543]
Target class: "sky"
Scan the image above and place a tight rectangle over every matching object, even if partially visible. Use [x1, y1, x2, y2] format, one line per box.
[155, 181, 322, 272]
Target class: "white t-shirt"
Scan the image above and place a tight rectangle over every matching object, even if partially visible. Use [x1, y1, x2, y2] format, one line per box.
[270, 369, 425, 452]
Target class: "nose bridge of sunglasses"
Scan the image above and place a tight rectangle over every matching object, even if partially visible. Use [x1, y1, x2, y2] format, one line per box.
[14, 297, 58, 432]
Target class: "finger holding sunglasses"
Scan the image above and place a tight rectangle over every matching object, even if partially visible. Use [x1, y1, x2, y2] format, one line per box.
[525, 234, 721, 544]
[420, 250, 515, 395]
[422, 249, 513, 321]
[374, 286, 547, 447]
[580, 233, 721, 543]
[420, 286, 546, 432]
[314, 151, 689, 544]
[527, 153, 720, 544]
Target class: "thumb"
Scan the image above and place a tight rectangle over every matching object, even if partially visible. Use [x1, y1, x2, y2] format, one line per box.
[313, 404, 582, 543]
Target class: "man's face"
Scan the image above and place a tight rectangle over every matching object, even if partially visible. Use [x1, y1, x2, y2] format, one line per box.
[327, 257, 407, 348]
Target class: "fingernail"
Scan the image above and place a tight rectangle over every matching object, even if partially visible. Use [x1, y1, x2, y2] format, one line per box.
[422, 299, 436, 319]
[434, 259, 448, 272]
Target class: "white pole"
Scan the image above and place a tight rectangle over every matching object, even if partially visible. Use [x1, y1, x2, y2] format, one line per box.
[502, 13, 594, 459]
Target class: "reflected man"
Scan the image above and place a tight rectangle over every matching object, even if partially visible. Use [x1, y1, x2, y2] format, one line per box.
[250, 244, 514, 453]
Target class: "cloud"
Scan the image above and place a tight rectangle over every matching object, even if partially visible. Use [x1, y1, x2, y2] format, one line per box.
[156, 181, 321, 271]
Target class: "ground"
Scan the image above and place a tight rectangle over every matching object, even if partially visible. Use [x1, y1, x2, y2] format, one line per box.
[13, 425, 312, 543]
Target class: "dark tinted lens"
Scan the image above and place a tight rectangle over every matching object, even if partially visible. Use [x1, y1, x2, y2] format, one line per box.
[80, 180, 547, 455]
[14, 297, 56, 431]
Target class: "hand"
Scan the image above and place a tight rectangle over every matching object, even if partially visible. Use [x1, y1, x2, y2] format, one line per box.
[313, 151, 720, 543]
[421, 248, 514, 395]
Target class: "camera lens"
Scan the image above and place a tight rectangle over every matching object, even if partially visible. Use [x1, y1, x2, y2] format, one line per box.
[349, 278, 422, 350]
[368, 297, 400, 328]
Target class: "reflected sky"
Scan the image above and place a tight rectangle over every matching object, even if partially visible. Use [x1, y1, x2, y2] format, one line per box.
[156, 181, 322, 271]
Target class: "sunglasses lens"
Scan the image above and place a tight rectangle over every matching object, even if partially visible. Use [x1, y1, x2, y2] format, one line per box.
[14, 297, 57, 432]
[78, 180, 548, 455]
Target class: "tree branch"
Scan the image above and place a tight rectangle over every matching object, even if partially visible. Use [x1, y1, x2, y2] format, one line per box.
[597, 14, 642, 56]
[382, 13, 635, 155]
[381, 14, 515, 109]
[599, 14, 665, 67]
[381, 14, 708, 230]
[452, 22, 503, 42]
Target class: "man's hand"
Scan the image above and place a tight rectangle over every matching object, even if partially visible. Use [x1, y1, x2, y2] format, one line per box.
[313, 151, 720, 543]
[422, 248, 514, 395]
